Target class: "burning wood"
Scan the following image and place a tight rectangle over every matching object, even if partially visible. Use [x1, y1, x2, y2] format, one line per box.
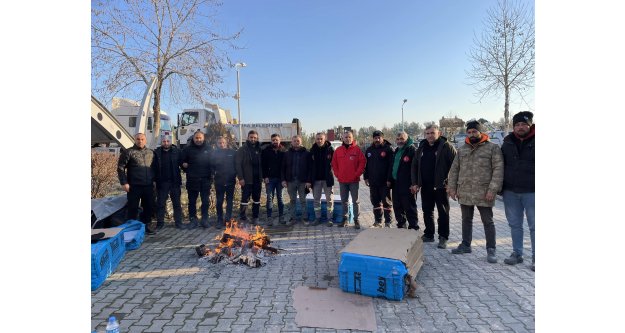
[195, 220, 278, 267]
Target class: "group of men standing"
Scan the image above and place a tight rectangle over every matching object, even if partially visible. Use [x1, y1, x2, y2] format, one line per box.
[117, 111, 535, 270]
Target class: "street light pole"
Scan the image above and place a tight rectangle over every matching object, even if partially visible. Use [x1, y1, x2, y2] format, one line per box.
[401, 99, 408, 132]
[235, 62, 247, 147]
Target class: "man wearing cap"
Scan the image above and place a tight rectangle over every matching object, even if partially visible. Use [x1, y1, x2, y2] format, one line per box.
[448, 120, 504, 263]
[331, 130, 366, 229]
[501, 111, 535, 271]
[387, 131, 419, 230]
[364, 130, 394, 228]
[153, 135, 185, 230]
[181, 131, 213, 229]
[117, 133, 156, 235]
[411, 124, 457, 249]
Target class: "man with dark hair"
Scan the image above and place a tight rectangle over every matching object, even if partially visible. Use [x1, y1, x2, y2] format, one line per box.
[117, 133, 156, 235]
[309, 132, 335, 226]
[212, 136, 237, 229]
[388, 131, 419, 231]
[411, 124, 457, 248]
[501, 111, 535, 271]
[236, 130, 263, 224]
[331, 130, 366, 229]
[448, 120, 504, 264]
[282, 135, 310, 225]
[153, 135, 184, 230]
[261, 133, 286, 226]
[364, 130, 394, 228]
[182, 131, 213, 229]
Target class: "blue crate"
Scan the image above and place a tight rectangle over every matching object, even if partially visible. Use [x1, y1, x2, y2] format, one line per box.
[339, 252, 409, 301]
[91, 241, 120, 291]
[107, 229, 126, 265]
[118, 220, 145, 251]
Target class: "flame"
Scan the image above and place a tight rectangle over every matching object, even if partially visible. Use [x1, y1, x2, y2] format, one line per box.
[202, 220, 270, 257]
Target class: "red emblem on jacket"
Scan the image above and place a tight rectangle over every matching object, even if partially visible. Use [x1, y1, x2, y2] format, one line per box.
[403, 156, 410, 162]
[380, 151, 386, 157]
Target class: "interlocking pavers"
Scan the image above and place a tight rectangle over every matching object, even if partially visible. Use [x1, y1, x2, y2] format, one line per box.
[91, 179, 534, 332]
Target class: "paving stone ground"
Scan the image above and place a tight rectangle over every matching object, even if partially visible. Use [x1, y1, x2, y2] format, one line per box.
[92, 180, 535, 332]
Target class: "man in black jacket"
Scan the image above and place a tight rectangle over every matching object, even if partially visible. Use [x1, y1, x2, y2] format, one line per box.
[212, 136, 237, 229]
[388, 131, 419, 230]
[309, 132, 335, 226]
[117, 133, 156, 235]
[182, 131, 213, 229]
[153, 135, 184, 230]
[282, 135, 310, 225]
[364, 130, 394, 228]
[236, 130, 263, 224]
[261, 134, 286, 226]
[501, 111, 535, 271]
[411, 124, 457, 248]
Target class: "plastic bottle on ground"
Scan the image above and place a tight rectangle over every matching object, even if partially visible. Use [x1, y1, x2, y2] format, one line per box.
[105, 316, 120, 333]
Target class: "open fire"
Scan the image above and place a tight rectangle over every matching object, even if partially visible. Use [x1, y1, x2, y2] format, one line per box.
[195, 220, 279, 267]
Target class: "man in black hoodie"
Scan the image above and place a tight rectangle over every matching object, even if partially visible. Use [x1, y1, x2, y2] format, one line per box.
[261, 134, 286, 226]
[181, 131, 213, 229]
[309, 132, 335, 226]
[236, 130, 263, 224]
[411, 124, 457, 249]
[501, 111, 535, 271]
[282, 135, 310, 225]
[364, 130, 394, 228]
[117, 133, 156, 235]
[212, 136, 237, 229]
[153, 135, 184, 230]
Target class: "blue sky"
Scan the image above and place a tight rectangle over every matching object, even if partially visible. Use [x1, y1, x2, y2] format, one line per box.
[160, 0, 535, 134]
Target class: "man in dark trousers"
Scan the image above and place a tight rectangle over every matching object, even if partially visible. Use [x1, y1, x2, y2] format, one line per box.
[182, 131, 213, 229]
[309, 132, 335, 226]
[363, 130, 394, 228]
[261, 133, 286, 226]
[212, 136, 237, 230]
[117, 132, 156, 235]
[411, 124, 457, 249]
[236, 130, 263, 224]
[281, 135, 310, 225]
[388, 131, 419, 231]
[153, 135, 184, 230]
[448, 120, 503, 264]
[501, 111, 535, 271]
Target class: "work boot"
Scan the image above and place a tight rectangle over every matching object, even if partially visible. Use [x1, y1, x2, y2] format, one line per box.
[326, 219, 334, 227]
[451, 242, 472, 254]
[156, 222, 165, 231]
[286, 218, 295, 226]
[200, 217, 210, 228]
[174, 221, 185, 230]
[187, 217, 199, 229]
[504, 251, 524, 265]
[372, 221, 382, 228]
[214, 221, 223, 230]
[384, 222, 391, 228]
[266, 218, 274, 227]
[437, 237, 448, 249]
[421, 235, 435, 242]
[486, 248, 498, 263]
[353, 219, 361, 230]
[278, 215, 286, 225]
[146, 225, 157, 235]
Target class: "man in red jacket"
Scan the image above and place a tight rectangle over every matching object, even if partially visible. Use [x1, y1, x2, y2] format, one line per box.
[331, 130, 366, 229]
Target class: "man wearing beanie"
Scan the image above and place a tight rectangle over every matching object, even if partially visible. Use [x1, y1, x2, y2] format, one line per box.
[448, 120, 504, 263]
[363, 130, 395, 227]
[501, 111, 535, 271]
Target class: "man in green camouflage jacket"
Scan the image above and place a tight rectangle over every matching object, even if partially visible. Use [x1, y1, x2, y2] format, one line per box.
[447, 120, 504, 263]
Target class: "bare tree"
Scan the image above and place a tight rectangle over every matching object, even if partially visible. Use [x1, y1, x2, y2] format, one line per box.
[467, 0, 534, 131]
[92, 0, 241, 141]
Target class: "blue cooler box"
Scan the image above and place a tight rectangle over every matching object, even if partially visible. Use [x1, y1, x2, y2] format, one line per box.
[338, 229, 424, 301]
[91, 228, 126, 291]
[304, 193, 353, 223]
[339, 252, 408, 301]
